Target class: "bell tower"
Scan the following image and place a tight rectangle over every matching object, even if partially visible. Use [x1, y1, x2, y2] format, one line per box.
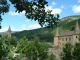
[55, 27, 59, 36]
[75, 20, 79, 34]
[7, 26, 11, 37]
[54, 27, 59, 48]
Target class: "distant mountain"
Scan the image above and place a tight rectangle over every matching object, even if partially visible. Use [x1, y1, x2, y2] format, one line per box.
[12, 15, 80, 42]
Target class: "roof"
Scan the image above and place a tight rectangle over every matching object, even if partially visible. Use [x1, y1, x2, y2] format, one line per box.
[54, 21, 80, 37]
[59, 31, 79, 36]
[7, 26, 11, 32]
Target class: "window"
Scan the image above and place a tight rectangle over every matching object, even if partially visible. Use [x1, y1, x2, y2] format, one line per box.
[66, 38, 67, 41]
[76, 36, 77, 38]
[62, 38, 64, 41]
[69, 38, 71, 41]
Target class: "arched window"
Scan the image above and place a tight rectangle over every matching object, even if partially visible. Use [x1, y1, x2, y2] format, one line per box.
[66, 38, 67, 41]
[76, 36, 77, 38]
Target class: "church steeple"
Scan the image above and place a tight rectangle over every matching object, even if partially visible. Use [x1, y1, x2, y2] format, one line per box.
[55, 27, 59, 36]
[75, 21, 79, 33]
[7, 26, 11, 37]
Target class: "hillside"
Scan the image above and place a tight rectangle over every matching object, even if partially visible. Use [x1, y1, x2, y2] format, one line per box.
[0, 31, 19, 36]
[12, 15, 80, 42]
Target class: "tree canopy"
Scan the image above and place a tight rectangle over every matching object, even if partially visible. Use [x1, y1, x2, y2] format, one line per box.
[60, 36, 80, 60]
[17, 36, 53, 60]
[0, 0, 60, 28]
[60, 42, 73, 60]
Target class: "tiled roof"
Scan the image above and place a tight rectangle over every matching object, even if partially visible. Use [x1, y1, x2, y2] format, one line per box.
[59, 31, 79, 36]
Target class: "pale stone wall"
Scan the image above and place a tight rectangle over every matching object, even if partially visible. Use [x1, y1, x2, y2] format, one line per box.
[7, 32, 11, 37]
[53, 20, 80, 60]
[54, 36, 59, 48]
[72, 34, 79, 45]
[53, 34, 79, 60]
[55, 34, 79, 50]
[58, 35, 73, 50]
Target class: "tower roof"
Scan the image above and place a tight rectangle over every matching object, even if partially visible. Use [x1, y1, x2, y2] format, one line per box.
[75, 20, 79, 34]
[56, 21, 80, 37]
[55, 27, 59, 36]
[7, 26, 11, 32]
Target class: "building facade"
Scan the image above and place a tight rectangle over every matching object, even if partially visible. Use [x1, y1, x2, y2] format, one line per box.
[54, 21, 80, 50]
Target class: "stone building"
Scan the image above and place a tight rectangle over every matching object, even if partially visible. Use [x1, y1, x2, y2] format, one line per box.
[7, 26, 12, 37]
[54, 21, 80, 50]
[52, 21, 80, 60]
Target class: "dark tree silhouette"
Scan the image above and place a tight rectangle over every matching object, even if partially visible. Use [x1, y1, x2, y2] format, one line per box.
[0, 0, 60, 28]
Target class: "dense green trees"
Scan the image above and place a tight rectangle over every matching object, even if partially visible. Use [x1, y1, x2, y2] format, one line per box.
[0, 35, 18, 59]
[17, 36, 53, 60]
[3, 34, 80, 60]
[61, 37, 80, 60]
[73, 42, 80, 60]
[0, 38, 9, 59]
[49, 53, 57, 60]
[70, 25, 75, 31]
[72, 35, 80, 60]
[12, 28, 53, 42]
[0, 35, 57, 60]
[60, 42, 73, 60]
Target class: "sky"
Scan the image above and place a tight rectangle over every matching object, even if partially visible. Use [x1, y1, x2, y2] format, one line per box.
[0, 0, 80, 32]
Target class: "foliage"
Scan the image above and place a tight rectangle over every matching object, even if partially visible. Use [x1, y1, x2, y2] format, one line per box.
[49, 53, 57, 60]
[61, 35, 80, 60]
[70, 25, 75, 31]
[0, 35, 18, 59]
[12, 17, 80, 42]
[12, 28, 54, 42]
[0, 0, 60, 28]
[17, 36, 53, 60]
[78, 35, 80, 41]
[60, 42, 73, 60]
[0, 36, 9, 59]
[73, 42, 80, 60]
[0, 35, 56, 60]
[72, 35, 80, 60]
[2, 35, 18, 47]
[0, 0, 9, 28]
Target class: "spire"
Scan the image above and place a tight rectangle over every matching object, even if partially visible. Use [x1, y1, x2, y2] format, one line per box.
[75, 20, 79, 32]
[55, 27, 59, 36]
[7, 26, 11, 37]
[8, 26, 11, 32]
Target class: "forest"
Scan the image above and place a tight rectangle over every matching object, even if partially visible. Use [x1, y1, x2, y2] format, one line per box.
[12, 15, 80, 42]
